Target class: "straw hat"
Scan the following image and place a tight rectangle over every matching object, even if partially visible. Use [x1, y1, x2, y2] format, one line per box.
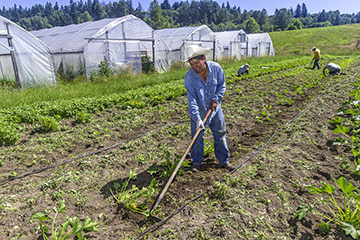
[185, 45, 212, 61]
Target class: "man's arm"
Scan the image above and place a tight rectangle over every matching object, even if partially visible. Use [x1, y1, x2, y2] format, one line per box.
[323, 65, 328, 76]
[184, 75, 201, 123]
[213, 66, 226, 104]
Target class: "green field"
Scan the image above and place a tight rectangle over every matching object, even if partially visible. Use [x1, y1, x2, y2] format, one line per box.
[270, 23, 360, 56]
[1, 24, 360, 239]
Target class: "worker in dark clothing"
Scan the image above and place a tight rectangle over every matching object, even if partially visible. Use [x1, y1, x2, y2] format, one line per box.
[237, 64, 250, 76]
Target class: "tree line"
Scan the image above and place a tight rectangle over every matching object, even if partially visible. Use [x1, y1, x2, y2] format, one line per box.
[1, 0, 360, 33]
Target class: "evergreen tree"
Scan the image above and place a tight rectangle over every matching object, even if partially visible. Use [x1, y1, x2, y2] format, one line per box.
[273, 8, 292, 31]
[126, 0, 135, 14]
[148, 0, 169, 29]
[301, 3, 308, 18]
[258, 9, 268, 29]
[134, 3, 147, 19]
[356, 12, 360, 23]
[160, 0, 171, 10]
[177, 1, 191, 26]
[318, 10, 327, 22]
[294, 4, 301, 18]
[1, 0, 360, 34]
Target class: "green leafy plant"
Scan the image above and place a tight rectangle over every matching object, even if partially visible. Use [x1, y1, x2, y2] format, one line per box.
[332, 123, 360, 174]
[260, 104, 273, 122]
[31, 200, 99, 240]
[0, 120, 20, 146]
[110, 169, 158, 217]
[213, 182, 228, 200]
[89, 57, 115, 80]
[329, 117, 342, 127]
[293, 177, 360, 239]
[276, 92, 294, 106]
[74, 111, 92, 123]
[141, 56, 154, 74]
[203, 139, 215, 158]
[39, 116, 62, 131]
[146, 163, 160, 176]
[159, 151, 190, 179]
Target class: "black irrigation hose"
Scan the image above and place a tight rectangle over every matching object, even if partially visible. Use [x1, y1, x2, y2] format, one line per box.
[0, 120, 189, 186]
[134, 72, 359, 240]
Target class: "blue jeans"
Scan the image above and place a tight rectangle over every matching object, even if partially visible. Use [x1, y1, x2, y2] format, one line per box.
[312, 59, 320, 69]
[190, 107, 230, 165]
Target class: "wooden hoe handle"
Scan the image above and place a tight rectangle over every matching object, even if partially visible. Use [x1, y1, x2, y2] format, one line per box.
[150, 108, 213, 214]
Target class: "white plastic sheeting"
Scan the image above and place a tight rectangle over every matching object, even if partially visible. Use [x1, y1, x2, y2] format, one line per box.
[215, 30, 248, 59]
[247, 33, 275, 57]
[31, 15, 170, 77]
[0, 15, 56, 88]
[155, 25, 222, 64]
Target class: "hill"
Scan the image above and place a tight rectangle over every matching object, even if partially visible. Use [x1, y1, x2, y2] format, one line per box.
[270, 24, 360, 56]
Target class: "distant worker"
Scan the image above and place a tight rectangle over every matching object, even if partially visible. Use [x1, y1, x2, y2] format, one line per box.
[311, 47, 321, 70]
[237, 64, 250, 76]
[323, 63, 343, 76]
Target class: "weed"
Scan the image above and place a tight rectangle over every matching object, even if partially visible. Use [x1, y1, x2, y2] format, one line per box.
[110, 169, 158, 217]
[74, 111, 92, 123]
[0, 120, 20, 145]
[276, 92, 294, 106]
[39, 116, 61, 131]
[31, 200, 99, 240]
[213, 182, 228, 200]
[294, 177, 360, 239]
[203, 139, 215, 158]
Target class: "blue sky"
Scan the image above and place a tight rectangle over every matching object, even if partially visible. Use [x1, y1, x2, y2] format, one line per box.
[1, 0, 359, 15]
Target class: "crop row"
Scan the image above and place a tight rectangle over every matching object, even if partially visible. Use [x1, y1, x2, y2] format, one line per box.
[294, 74, 360, 239]
[0, 57, 324, 146]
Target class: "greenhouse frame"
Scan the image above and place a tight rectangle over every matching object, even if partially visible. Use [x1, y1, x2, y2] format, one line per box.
[155, 25, 222, 64]
[247, 33, 275, 57]
[215, 29, 248, 59]
[0, 15, 56, 88]
[31, 15, 170, 77]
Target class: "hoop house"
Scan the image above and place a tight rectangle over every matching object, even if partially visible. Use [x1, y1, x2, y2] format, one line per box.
[0, 15, 56, 88]
[247, 33, 275, 57]
[215, 29, 248, 59]
[155, 25, 222, 63]
[31, 15, 170, 77]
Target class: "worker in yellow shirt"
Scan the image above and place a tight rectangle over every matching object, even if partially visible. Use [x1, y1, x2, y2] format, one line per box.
[311, 47, 321, 69]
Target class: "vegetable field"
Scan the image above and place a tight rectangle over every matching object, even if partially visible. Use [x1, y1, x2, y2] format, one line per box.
[1, 55, 360, 239]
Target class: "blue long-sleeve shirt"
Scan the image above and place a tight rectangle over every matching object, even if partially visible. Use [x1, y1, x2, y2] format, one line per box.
[184, 61, 226, 124]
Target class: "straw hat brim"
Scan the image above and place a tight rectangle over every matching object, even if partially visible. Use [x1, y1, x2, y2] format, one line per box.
[185, 45, 212, 62]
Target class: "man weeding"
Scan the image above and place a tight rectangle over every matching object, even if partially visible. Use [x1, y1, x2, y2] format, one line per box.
[237, 63, 250, 76]
[184, 45, 235, 173]
[311, 46, 321, 70]
[323, 62, 344, 76]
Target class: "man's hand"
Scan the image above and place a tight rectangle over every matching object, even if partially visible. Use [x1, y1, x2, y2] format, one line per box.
[210, 100, 218, 111]
[196, 120, 205, 130]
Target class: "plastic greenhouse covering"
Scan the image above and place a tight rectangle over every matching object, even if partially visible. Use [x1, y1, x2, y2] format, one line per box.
[215, 30, 248, 59]
[31, 15, 170, 77]
[247, 33, 275, 57]
[155, 25, 222, 64]
[0, 15, 56, 88]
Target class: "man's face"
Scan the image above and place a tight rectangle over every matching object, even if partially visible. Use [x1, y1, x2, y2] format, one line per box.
[189, 56, 206, 73]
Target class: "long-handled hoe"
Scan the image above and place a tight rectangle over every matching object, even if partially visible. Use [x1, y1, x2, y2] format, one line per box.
[150, 108, 213, 215]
